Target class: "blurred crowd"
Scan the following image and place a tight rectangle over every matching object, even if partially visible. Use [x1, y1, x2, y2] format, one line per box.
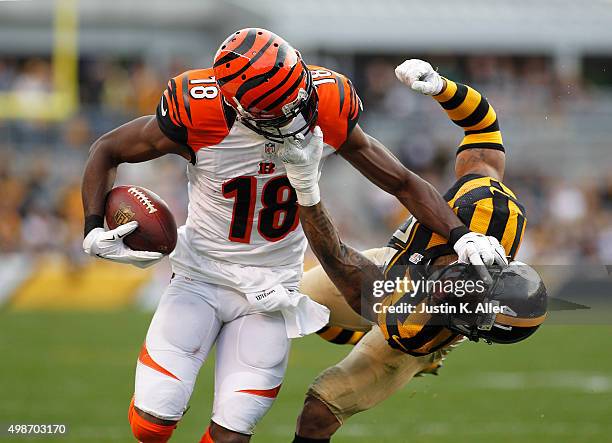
[0, 54, 611, 266]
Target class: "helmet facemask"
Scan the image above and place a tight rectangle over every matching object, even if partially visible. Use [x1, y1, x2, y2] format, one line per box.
[424, 262, 491, 342]
[424, 261, 546, 344]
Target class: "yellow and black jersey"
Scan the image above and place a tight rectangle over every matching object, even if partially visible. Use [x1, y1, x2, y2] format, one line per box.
[319, 78, 512, 351]
[378, 173, 527, 356]
[433, 78, 505, 154]
[387, 173, 526, 269]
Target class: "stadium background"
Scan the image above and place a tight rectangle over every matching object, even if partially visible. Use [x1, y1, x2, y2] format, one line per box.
[0, 0, 610, 442]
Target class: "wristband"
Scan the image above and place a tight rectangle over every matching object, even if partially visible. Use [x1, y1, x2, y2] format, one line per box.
[448, 225, 470, 247]
[84, 214, 104, 237]
[295, 186, 321, 207]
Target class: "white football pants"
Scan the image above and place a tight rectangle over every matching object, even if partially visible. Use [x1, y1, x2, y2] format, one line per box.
[133, 274, 290, 434]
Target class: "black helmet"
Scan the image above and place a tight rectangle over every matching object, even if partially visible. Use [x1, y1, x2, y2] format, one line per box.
[426, 261, 547, 344]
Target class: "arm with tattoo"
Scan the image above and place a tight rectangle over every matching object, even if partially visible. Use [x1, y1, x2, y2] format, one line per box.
[276, 127, 384, 320]
[299, 202, 381, 321]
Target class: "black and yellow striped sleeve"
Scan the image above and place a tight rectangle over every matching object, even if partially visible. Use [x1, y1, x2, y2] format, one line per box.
[433, 79, 504, 154]
[317, 326, 366, 345]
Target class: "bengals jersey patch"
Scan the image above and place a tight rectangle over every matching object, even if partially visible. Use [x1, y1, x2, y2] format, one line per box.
[379, 174, 527, 356]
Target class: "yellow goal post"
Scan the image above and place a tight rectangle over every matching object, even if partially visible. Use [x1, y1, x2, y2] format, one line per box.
[0, 0, 78, 121]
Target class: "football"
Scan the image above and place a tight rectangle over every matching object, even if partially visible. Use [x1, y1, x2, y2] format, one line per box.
[105, 185, 178, 254]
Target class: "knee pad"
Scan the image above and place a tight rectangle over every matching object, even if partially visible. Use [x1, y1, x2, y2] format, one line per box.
[134, 349, 191, 422]
[212, 311, 289, 434]
[212, 386, 279, 435]
[128, 398, 177, 443]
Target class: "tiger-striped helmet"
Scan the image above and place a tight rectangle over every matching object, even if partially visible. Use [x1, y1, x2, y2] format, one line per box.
[213, 28, 317, 142]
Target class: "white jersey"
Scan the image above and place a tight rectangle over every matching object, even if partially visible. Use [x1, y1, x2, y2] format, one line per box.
[156, 65, 362, 291]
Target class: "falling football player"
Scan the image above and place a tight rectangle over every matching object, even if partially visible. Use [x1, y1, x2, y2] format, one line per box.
[277, 59, 546, 443]
[81, 26, 507, 443]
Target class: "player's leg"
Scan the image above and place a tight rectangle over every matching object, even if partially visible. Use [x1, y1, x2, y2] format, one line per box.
[294, 326, 450, 441]
[293, 248, 392, 441]
[201, 311, 290, 442]
[129, 275, 222, 442]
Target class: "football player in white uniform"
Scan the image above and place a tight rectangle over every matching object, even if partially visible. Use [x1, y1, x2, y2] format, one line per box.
[81, 28, 506, 443]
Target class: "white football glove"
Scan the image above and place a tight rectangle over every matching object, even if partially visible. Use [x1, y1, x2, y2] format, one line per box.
[277, 125, 324, 206]
[453, 231, 509, 268]
[83, 220, 163, 269]
[395, 59, 444, 95]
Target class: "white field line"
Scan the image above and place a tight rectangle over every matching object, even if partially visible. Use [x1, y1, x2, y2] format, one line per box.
[270, 421, 607, 437]
[267, 371, 611, 438]
[474, 371, 612, 393]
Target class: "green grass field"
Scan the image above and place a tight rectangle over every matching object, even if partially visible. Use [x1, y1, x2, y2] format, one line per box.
[0, 310, 610, 443]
